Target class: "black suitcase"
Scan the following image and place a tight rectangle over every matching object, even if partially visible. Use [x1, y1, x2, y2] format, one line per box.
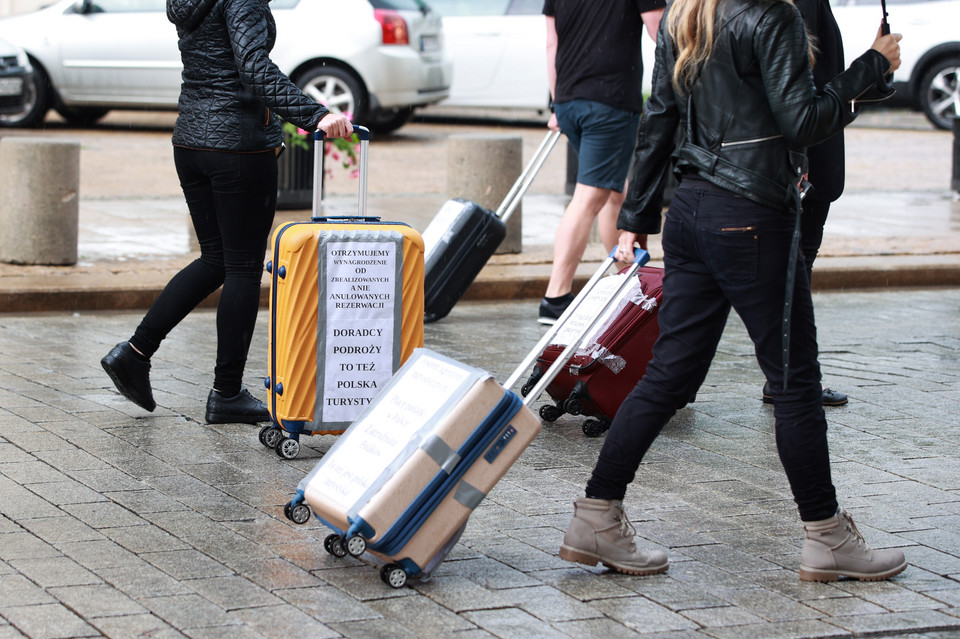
[421, 131, 560, 323]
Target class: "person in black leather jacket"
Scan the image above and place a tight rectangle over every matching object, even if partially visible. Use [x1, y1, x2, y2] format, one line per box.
[559, 0, 907, 583]
[101, 0, 351, 424]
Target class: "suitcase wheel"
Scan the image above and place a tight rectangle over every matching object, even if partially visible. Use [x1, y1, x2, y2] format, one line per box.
[539, 404, 564, 423]
[275, 436, 301, 460]
[520, 366, 543, 397]
[324, 534, 348, 558]
[284, 502, 312, 525]
[563, 397, 584, 416]
[259, 425, 282, 449]
[345, 535, 367, 557]
[582, 417, 611, 438]
[380, 564, 408, 589]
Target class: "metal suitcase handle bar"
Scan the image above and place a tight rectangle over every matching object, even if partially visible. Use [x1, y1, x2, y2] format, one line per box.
[504, 247, 651, 405]
[495, 130, 562, 225]
[313, 125, 371, 219]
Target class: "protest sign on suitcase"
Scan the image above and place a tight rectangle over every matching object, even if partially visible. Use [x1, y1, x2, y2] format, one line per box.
[259, 126, 425, 460]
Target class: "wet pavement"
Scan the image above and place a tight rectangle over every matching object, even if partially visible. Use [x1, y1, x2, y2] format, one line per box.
[1, 288, 959, 638]
[0, 108, 960, 638]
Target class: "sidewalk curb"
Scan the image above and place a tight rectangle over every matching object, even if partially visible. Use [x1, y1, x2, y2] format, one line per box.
[2, 252, 959, 314]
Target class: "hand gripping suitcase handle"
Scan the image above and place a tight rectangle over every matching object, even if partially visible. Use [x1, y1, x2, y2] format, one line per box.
[495, 130, 561, 224]
[313, 125, 371, 219]
[504, 247, 650, 403]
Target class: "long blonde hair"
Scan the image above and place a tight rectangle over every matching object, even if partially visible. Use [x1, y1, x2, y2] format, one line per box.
[667, 0, 817, 93]
[667, 0, 723, 93]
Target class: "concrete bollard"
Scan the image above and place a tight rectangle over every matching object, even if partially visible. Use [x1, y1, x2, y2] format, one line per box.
[0, 138, 80, 265]
[447, 134, 522, 254]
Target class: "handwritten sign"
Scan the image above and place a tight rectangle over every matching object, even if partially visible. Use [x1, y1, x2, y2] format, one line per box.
[321, 240, 398, 423]
[307, 351, 477, 511]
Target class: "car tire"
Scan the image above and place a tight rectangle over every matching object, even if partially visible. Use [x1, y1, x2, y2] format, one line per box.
[919, 56, 960, 131]
[55, 105, 111, 126]
[296, 64, 368, 123]
[367, 106, 414, 134]
[0, 58, 51, 128]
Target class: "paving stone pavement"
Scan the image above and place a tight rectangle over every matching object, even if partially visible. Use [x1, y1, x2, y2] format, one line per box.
[1, 286, 959, 638]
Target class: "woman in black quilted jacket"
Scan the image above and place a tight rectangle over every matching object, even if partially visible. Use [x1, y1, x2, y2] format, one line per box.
[101, 0, 351, 424]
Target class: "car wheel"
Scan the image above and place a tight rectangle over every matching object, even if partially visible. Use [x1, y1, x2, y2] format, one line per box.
[367, 107, 414, 134]
[919, 56, 960, 131]
[55, 104, 111, 126]
[0, 58, 51, 128]
[297, 64, 368, 123]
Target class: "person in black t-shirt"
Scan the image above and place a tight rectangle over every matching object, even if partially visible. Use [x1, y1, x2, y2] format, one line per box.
[537, 0, 665, 325]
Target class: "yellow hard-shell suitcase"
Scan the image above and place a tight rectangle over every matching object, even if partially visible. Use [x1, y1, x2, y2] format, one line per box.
[259, 127, 424, 459]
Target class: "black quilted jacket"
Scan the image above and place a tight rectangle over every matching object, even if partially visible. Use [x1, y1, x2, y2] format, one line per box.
[167, 0, 328, 151]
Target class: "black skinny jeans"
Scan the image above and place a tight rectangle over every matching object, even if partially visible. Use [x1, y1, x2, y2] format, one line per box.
[585, 180, 839, 522]
[131, 147, 278, 397]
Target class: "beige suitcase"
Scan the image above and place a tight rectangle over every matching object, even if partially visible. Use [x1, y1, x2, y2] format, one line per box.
[284, 249, 651, 588]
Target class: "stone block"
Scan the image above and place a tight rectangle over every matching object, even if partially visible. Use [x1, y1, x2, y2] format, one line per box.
[0, 137, 80, 265]
[447, 134, 523, 254]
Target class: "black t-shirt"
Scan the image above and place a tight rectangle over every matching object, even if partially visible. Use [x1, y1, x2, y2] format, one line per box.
[543, 0, 665, 113]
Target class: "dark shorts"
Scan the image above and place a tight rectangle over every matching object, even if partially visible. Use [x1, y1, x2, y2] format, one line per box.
[554, 99, 640, 192]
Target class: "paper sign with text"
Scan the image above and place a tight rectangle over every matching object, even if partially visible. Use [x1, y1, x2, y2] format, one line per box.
[317, 233, 404, 426]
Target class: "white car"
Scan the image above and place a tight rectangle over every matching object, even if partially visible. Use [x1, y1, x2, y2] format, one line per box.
[0, 0, 452, 132]
[432, 0, 958, 130]
[831, 0, 959, 130]
[432, 0, 655, 112]
[0, 36, 32, 116]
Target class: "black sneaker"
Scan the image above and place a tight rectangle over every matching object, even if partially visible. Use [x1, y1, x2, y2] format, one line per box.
[205, 388, 270, 424]
[538, 293, 574, 325]
[101, 342, 156, 412]
[762, 382, 848, 406]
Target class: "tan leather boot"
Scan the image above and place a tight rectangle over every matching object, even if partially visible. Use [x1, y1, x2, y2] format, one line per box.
[559, 497, 669, 575]
[799, 508, 907, 582]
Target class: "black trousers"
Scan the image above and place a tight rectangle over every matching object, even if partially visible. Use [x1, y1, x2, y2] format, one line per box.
[585, 181, 838, 522]
[131, 147, 278, 396]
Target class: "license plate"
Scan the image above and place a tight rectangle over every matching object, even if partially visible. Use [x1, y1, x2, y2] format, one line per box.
[420, 34, 440, 53]
[0, 77, 23, 96]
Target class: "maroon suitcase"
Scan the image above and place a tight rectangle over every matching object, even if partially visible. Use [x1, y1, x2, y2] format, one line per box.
[522, 266, 664, 437]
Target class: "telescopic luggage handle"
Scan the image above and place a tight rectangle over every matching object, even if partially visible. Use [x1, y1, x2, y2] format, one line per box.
[314, 125, 371, 219]
[495, 130, 561, 225]
[504, 247, 650, 406]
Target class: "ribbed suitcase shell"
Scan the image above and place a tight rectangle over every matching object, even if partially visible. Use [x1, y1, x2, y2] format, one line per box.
[266, 219, 424, 437]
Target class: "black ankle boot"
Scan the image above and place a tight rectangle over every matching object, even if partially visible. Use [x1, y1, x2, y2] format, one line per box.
[205, 388, 270, 424]
[101, 342, 156, 412]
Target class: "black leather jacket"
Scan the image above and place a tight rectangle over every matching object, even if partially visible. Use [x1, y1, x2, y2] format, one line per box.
[620, 0, 893, 233]
[167, 0, 328, 151]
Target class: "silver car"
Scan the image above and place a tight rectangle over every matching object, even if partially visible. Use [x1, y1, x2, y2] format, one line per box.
[0, 0, 451, 132]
